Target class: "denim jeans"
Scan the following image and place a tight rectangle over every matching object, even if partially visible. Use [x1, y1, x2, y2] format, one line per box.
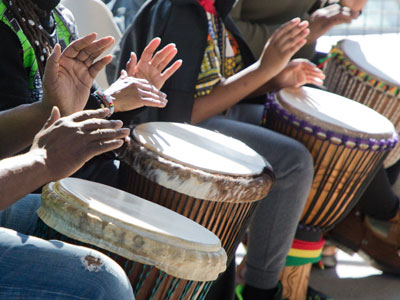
[0, 194, 134, 299]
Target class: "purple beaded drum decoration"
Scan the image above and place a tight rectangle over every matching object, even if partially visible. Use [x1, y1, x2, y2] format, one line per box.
[117, 122, 274, 260]
[323, 39, 400, 167]
[265, 86, 397, 235]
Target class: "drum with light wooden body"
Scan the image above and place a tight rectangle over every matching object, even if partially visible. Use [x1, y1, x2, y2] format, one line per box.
[265, 86, 397, 300]
[118, 122, 274, 259]
[323, 39, 400, 167]
[36, 178, 227, 300]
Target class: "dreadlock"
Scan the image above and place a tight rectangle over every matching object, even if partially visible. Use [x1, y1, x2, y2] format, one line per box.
[6, 0, 53, 77]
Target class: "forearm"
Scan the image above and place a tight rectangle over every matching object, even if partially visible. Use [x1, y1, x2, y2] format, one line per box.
[0, 150, 49, 210]
[0, 102, 50, 158]
[191, 61, 275, 124]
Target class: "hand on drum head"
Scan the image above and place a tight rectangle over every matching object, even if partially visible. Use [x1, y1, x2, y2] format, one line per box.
[259, 18, 310, 79]
[307, 4, 354, 44]
[123, 37, 183, 90]
[30, 107, 130, 182]
[271, 59, 326, 89]
[42, 33, 115, 117]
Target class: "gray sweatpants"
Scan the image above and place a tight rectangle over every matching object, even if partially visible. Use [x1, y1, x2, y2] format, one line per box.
[199, 104, 313, 289]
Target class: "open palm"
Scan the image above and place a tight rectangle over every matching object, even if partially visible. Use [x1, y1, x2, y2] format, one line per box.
[42, 33, 114, 116]
[272, 59, 325, 89]
[125, 38, 182, 90]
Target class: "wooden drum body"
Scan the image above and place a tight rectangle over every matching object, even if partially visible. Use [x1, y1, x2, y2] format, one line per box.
[118, 122, 274, 259]
[266, 87, 397, 235]
[36, 178, 227, 300]
[266, 87, 397, 300]
[324, 39, 400, 167]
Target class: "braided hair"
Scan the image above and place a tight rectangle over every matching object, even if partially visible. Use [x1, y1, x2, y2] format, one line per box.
[6, 0, 53, 77]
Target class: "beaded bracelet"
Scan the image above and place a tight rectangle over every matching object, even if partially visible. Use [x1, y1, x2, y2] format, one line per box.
[94, 90, 115, 116]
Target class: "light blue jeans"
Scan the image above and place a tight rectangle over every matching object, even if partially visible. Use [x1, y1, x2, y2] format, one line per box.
[0, 194, 134, 299]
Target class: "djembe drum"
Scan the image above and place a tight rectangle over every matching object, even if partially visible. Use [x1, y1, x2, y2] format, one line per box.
[265, 86, 397, 300]
[323, 39, 400, 167]
[117, 122, 274, 259]
[35, 178, 227, 300]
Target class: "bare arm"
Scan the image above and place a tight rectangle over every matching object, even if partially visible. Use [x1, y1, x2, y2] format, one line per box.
[191, 18, 309, 124]
[0, 107, 129, 210]
[0, 34, 115, 158]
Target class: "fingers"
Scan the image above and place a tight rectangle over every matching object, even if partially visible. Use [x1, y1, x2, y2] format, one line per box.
[63, 33, 97, 57]
[43, 44, 62, 86]
[87, 127, 130, 156]
[88, 54, 113, 78]
[272, 18, 309, 54]
[43, 106, 61, 129]
[81, 118, 123, 131]
[151, 43, 177, 70]
[137, 81, 167, 100]
[141, 37, 162, 62]
[126, 52, 137, 75]
[75, 36, 115, 66]
[88, 139, 125, 157]
[89, 127, 130, 142]
[160, 59, 182, 82]
[70, 108, 110, 122]
[119, 69, 128, 80]
[138, 88, 168, 108]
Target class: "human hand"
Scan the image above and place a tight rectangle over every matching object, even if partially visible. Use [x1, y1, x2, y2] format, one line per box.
[340, 0, 368, 15]
[104, 75, 168, 113]
[259, 18, 310, 79]
[307, 4, 353, 44]
[270, 59, 325, 89]
[125, 37, 182, 90]
[42, 33, 115, 116]
[30, 107, 130, 181]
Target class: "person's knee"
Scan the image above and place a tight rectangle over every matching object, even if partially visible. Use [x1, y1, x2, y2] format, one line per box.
[277, 139, 313, 182]
[82, 253, 134, 300]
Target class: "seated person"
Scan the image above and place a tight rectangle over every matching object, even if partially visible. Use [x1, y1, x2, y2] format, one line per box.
[0, 0, 180, 186]
[112, 0, 325, 299]
[0, 34, 134, 300]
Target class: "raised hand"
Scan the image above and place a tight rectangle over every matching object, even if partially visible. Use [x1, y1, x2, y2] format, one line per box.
[42, 33, 115, 116]
[259, 18, 310, 80]
[341, 0, 368, 14]
[269, 59, 325, 89]
[30, 107, 129, 181]
[125, 37, 182, 90]
[307, 5, 353, 44]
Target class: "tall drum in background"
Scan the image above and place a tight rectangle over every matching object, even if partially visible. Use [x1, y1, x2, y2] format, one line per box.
[118, 122, 274, 259]
[323, 39, 400, 167]
[265, 87, 397, 300]
[36, 178, 226, 300]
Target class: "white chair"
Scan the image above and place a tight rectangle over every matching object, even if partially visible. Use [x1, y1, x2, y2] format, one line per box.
[61, 0, 122, 89]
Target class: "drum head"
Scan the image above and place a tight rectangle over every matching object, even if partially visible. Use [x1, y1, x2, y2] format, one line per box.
[276, 87, 396, 140]
[133, 122, 266, 176]
[339, 39, 400, 88]
[38, 178, 227, 281]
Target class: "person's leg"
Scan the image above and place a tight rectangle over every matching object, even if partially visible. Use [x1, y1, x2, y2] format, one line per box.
[358, 165, 399, 220]
[200, 105, 313, 296]
[0, 194, 41, 235]
[0, 227, 134, 300]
